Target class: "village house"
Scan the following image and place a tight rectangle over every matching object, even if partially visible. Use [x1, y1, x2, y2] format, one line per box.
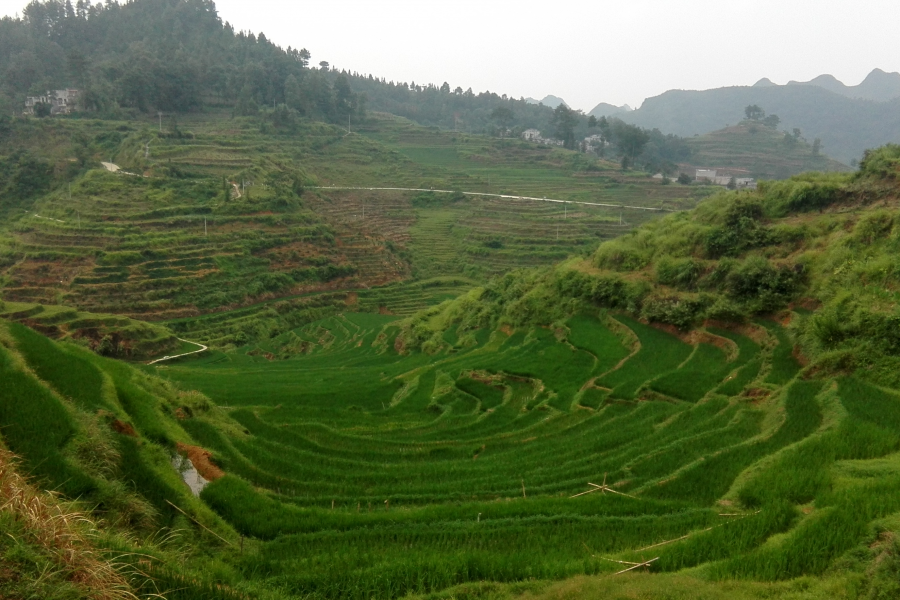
[24, 89, 80, 115]
[582, 134, 606, 152]
[695, 168, 718, 181]
[521, 129, 563, 146]
[695, 168, 756, 189]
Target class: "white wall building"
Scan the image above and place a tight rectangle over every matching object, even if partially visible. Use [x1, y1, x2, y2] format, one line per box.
[24, 89, 80, 115]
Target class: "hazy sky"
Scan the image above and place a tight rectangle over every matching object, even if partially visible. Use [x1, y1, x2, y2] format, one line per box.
[3, 0, 899, 111]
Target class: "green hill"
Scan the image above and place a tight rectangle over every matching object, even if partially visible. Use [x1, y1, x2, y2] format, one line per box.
[3, 146, 900, 599]
[684, 122, 851, 180]
[0, 110, 706, 348]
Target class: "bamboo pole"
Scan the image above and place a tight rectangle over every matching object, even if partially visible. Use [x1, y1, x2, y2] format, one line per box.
[613, 557, 658, 575]
[165, 500, 232, 546]
[571, 474, 638, 499]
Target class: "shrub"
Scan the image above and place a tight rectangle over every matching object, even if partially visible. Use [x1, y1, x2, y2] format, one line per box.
[705, 296, 747, 322]
[761, 178, 845, 217]
[591, 275, 630, 307]
[851, 210, 895, 246]
[0, 150, 53, 204]
[594, 240, 649, 271]
[704, 197, 773, 258]
[656, 257, 703, 290]
[858, 144, 900, 179]
[640, 293, 709, 330]
[725, 256, 803, 312]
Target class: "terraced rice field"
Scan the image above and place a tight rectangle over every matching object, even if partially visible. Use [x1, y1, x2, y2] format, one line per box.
[1, 112, 707, 338]
[1, 170, 405, 322]
[359, 115, 706, 210]
[157, 310, 900, 599]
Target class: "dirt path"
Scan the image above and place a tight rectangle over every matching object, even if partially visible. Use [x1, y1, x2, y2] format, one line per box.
[310, 186, 678, 213]
[147, 338, 208, 365]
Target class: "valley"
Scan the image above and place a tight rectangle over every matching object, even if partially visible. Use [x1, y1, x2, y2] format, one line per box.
[1, 2, 900, 599]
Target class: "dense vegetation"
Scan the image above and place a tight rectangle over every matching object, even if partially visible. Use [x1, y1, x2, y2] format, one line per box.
[398, 145, 900, 384]
[0, 0, 363, 121]
[0, 0, 712, 174]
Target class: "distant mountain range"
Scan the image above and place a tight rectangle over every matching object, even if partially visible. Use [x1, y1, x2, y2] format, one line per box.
[588, 102, 633, 118]
[592, 69, 900, 164]
[756, 68, 900, 102]
[525, 95, 568, 109]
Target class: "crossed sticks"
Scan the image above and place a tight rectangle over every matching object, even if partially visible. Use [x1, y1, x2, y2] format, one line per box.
[600, 556, 660, 575]
[582, 542, 658, 576]
[570, 473, 637, 499]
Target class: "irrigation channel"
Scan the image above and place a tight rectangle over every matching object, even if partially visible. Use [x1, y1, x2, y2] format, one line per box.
[311, 186, 681, 212]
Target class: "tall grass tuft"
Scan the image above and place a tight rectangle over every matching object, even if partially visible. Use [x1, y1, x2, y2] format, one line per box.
[0, 448, 138, 600]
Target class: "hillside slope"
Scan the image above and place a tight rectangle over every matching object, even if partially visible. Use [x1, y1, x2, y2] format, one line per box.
[0, 319, 261, 599]
[0, 110, 706, 347]
[683, 122, 851, 180]
[402, 145, 900, 384]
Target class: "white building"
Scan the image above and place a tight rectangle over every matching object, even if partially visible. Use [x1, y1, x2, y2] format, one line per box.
[583, 134, 607, 151]
[24, 89, 80, 116]
[695, 169, 757, 189]
[521, 129, 564, 146]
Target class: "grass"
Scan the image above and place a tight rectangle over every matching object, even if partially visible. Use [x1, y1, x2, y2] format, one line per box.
[650, 343, 731, 402]
[0, 301, 177, 359]
[596, 316, 693, 399]
[6, 166, 900, 599]
[3, 296, 900, 599]
[9, 76, 900, 600]
[148, 310, 887, 598]
[565, 314, 631, 373]
[6, 321, 112, 412]
[0, 338, 95, 497]
[763, 321, 802, 385]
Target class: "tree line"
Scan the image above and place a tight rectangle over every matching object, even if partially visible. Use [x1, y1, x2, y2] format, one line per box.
[0, 0, 363, 123]
[0, 0, 691, 173]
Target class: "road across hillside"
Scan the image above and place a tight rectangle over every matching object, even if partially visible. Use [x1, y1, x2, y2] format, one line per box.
[311, 186, 680, 212]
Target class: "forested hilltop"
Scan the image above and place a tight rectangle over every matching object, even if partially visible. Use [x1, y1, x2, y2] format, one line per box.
[0, 0, 560, 126]
[0, 0, 357, 119]
[1, 0, 706, 174]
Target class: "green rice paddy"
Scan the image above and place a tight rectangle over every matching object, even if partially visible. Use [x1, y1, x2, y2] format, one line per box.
[147, 310, 900, 599]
